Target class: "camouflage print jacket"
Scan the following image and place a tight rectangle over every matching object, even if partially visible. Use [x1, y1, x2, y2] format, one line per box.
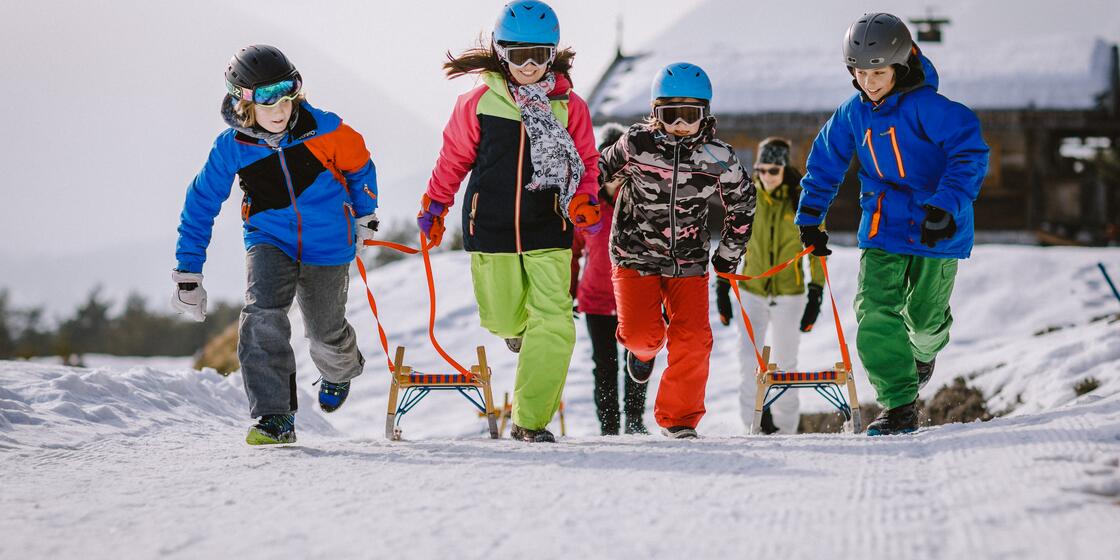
[599, 119, 756, 277]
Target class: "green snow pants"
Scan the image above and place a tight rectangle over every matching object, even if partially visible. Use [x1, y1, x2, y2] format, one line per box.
[470, 249, 575, 430]
[853, 249, 957, 409]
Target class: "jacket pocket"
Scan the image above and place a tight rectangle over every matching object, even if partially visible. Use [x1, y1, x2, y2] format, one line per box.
[860, 191, 886, 240]
[886, 126, 907, 178]
[553, 194, 568, 232]
[343, 202, 354, 246]
[469, 192, 479, 237]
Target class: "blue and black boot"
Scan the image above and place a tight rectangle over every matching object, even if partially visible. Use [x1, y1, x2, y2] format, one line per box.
[246, 414, 296, 445]
[624, 350, 655, 384]
[318, 379, 351, 413]
[866, 400, 919, 436]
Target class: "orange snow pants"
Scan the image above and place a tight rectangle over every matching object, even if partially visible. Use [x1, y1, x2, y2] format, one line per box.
[612, 266, 712, 429]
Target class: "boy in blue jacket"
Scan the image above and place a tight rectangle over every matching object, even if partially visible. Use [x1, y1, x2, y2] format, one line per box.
[172, 45, 380, 444]
[795, 14, 989, 435]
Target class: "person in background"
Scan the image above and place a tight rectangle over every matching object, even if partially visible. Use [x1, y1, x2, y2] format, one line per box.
[716, 137, 823, 435]
[572, 123, 649, 436]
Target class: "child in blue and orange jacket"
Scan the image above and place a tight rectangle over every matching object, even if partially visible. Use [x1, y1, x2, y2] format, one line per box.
[172, 45, 380, 445]
[795, 14, 989, 435]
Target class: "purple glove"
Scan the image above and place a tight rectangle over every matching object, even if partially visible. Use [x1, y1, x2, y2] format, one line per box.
[417, 194, 449, 246]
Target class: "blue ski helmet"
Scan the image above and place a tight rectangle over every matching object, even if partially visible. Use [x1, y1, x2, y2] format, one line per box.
[650, 62, 712, 101]
[493, 0, 560, 45]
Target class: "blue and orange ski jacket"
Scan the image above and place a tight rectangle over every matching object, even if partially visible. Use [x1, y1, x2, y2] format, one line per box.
[795, 53, 989, 259]
[175, 101, 378, 273]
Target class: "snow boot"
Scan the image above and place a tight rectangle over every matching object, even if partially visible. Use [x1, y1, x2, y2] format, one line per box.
[624, 417, 649, 435]
[624, 350, 655, 384]
[504, 337, 523, 353]
[916, 358, 935, 390]
[661, 426, 698, 439]
[317, 379, 351, 413]
[866, 400, 919, 436]
[760, 408, 780, 435]
[510, 423, 556, 443]
[246, 414, 296, 445]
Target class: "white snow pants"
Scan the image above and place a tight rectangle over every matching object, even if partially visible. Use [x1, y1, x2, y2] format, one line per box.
[737, 291, 803, 434]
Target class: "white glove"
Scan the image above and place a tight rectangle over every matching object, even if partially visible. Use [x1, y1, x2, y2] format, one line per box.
[171, 270, 207, 322]
[356, 212, 379, 243]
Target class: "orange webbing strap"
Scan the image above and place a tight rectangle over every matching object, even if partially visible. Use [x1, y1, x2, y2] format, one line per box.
[715, 245, 851, 374]
[819, 256, 853, 372]
[416, 233, 470, 376]
[353, 236, 470, 377]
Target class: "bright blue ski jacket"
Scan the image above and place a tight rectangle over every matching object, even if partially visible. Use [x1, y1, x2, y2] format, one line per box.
[175, 101, 378, 273]
[795, 54, 989, 259]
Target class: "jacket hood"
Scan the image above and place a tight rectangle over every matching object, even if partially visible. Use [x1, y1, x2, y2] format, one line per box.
[220, 94, 299, 147]
[852, 51, 940, 106]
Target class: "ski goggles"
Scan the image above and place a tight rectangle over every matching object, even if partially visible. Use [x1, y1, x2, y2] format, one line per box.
[654, 104, 707, 126]
[496, 44, 556, 68]
[754, 165, 783, 176]
[226, 76, 302, 108]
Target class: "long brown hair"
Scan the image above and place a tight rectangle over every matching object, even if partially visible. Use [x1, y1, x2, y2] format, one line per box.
[443, 34, 575, 80]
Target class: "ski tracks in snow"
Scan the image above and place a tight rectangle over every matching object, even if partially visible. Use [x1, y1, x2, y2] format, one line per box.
[3, 386, 1120, 559]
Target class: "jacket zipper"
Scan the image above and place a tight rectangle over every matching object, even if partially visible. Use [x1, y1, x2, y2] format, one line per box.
[344, 202, 354, 246]
[469, 192, 479, 237]
[515, 122, 526, 253]
[669, 142, 681, 277]
[887, 126, 907, 178]
[863, 128, 885, 178]
[277, 147, 303, 260]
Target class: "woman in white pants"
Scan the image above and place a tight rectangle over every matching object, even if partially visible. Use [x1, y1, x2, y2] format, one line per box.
[715, 138, 825, 434]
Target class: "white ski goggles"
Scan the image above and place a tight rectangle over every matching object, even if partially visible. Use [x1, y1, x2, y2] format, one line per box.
[654, 104, 707, 126]
[496, 44, 556, 69]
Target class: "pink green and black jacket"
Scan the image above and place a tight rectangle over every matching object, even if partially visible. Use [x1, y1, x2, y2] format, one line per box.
[426, 72, 600, 254]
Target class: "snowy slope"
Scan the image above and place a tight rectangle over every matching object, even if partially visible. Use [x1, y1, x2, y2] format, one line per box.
[2, 245, 1120, 558]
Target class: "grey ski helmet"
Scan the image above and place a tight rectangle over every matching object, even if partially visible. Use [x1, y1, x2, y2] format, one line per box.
[843, 13, 913, 69]
[225, 45, 299, 93]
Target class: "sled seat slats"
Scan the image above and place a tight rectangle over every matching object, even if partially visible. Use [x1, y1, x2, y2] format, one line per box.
[406, 372, 474, 385]
[769, 370, 839, 383]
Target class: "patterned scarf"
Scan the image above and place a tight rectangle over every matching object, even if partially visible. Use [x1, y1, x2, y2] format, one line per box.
[509, 73, 583, 218]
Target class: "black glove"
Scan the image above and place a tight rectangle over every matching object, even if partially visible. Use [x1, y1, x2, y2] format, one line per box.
[711, 254, 738, 274]
[799, 284, 824, 332]
[799, 225, 832, 256]
[715, 278, 732, 326]
[920, 205, 956, 248]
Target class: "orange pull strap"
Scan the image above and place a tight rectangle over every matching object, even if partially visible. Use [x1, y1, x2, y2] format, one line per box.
[353, 235, 470, 376]
[716, 245, 851, 374]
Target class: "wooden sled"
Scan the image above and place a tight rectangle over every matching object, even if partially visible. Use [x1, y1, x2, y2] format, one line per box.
[385, 345, 499, 441]
[751, 345, 862, 434]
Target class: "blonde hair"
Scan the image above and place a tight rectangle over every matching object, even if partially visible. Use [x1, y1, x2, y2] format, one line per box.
[232, 93, 306, 128]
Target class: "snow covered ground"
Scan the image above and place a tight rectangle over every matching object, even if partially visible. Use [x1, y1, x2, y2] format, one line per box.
[2, 245, 1120, 558]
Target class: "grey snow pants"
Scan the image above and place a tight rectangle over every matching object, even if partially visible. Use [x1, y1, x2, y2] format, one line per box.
[238, 244, 364, 417]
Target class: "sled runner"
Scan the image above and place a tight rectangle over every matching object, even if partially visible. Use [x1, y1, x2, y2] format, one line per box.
[718, 246, 863, 434]
[356, 235, 500, 441]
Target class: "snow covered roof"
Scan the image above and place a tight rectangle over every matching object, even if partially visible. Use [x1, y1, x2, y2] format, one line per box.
[590, 0, 1119, 116]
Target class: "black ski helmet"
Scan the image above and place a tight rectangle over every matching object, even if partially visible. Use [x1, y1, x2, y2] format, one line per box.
[224, 44, 299, 95]
[843, 13, 913, 69]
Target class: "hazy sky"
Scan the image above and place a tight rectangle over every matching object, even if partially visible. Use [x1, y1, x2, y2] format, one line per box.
[1, 0, 1117, 315]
